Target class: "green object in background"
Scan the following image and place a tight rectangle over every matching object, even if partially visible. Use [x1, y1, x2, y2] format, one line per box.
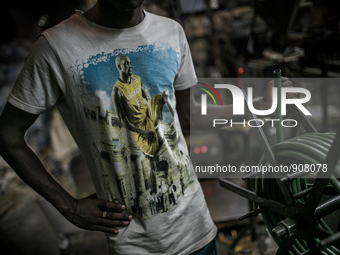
[274, 69, 284, 143]
[254, 70, 340, 254]
[256, 132, 340, 254]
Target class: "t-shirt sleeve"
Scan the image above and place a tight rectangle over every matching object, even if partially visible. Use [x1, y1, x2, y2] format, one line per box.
[173, 25, 197, 91]
[7, 36, 64, 114]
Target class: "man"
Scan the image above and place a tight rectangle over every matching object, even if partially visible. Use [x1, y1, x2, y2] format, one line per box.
[112, 54, 174, 156]
[159, 179, 169, 213]
[0, 0, 291, 254]
[169, 181, 177, 205]
[146, 190, 156, 215]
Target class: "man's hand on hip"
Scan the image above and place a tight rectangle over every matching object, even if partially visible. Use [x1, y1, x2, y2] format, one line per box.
[71, 196, 132, 234]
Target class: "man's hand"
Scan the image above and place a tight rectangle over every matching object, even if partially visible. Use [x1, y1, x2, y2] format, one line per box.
[0, 104, 133, 236]
[141, 130, 155, 140]
[258, 77, 296, 111]
[71, 196, 132, 234]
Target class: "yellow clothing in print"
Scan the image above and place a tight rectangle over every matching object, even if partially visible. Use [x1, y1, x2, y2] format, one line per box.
[114, 75, 162, 156]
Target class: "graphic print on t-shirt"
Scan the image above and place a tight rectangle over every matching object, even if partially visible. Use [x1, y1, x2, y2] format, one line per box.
[73, 43, 197, 219]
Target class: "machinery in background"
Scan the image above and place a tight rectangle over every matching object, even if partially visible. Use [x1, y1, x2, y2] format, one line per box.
[220, 72, 340, 255]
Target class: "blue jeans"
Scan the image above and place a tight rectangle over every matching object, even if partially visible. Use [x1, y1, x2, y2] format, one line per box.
[190, 239, 217, 255]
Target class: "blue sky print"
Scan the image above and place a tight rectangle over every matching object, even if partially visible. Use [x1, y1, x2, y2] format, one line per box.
[74, 43, 180, 123]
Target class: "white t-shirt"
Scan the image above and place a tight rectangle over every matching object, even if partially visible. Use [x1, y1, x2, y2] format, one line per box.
[8, 10, 217, 255]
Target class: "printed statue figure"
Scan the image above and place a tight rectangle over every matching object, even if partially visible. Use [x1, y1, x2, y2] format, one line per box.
[112, 55, 175, 156]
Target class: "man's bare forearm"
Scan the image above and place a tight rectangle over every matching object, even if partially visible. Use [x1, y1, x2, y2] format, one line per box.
[123, 118, 147, 134]
[0, 114, 132, 233]
[0, 136, 76, 219]
[0, 103, 76, 220]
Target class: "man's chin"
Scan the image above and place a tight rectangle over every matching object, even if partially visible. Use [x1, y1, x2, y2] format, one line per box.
[111, 0, 144, 12]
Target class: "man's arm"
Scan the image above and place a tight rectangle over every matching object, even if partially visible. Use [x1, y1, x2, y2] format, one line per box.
[0, 103, 132, 234]
[141, 86, 151, 101]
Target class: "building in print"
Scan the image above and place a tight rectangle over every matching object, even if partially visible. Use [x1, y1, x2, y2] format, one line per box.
[80, 89, 195, 218]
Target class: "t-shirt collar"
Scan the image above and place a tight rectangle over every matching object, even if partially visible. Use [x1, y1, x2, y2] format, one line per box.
[75, 9, 149, 33]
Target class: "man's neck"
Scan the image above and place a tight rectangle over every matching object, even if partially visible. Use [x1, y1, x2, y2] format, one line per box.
[83, 1, 144, 29]
[119, 75, 131, 84]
